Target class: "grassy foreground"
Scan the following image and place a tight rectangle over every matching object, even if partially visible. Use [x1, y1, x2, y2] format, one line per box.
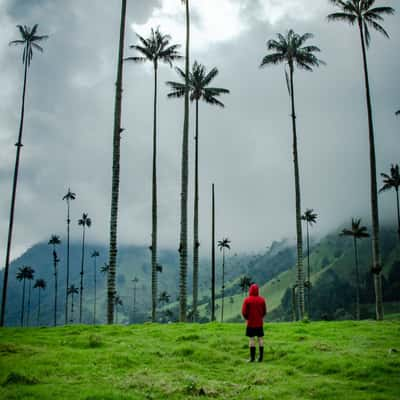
[0, 321, 399, 399]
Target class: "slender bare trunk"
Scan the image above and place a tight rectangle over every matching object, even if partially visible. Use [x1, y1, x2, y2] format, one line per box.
[291, 286, 297, 322]
[211, 184, 216, 321]
[192, 99, 200, 321]
[289, 64, 304, 319]
[221, 248, 225, 322]
[358, 20, 383, 320]
[79, 227, 85, 324]
[396, 188, 400, 239]
[179, 0, 190, 322]
[1, 50, 29, 327]
[306, 222, 311, 316]
[54, 267, 58, 327]
[37, 289, 41, 326]
[353, 237, 360, 320]
[71, 293, 74, 323]
[20, 278, 26, 327]
[65, 199, 71, 324]
[27, 280, 31, 327]
[151, 62, 158, 322]
[108, 0, 127, 324]
[93, 257, 97, 324]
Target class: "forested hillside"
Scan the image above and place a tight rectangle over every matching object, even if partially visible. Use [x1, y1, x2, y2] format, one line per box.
[1, 224, 399, 326]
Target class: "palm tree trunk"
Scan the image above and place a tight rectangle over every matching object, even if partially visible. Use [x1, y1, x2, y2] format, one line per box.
[37, 289, 41, 326]
[54, 268, 58, 327]
[21, 278, 26, 327]
[211, 183, 216, 322]
[353, 237, 361, 320]
[306, 222, 311, 316]
[221, 249, 225, 322]
[151, 62, 158, 322]
[192, 99, 200, 322]
[71, 294, 74, 323]
[65, 199, 71, 324]
[358, 20, 383, 321]
[291, 286, 297, 322]
[108, 0, 127, 325]
[93, 257, 97, 324]
[1, 50, 29, 327]
[396, 188, 400, 240]
[79, 227, 85, 324]
[179, 0, 190, 322]
[27, 280, 31, 327]
[289, 64, 305, 320]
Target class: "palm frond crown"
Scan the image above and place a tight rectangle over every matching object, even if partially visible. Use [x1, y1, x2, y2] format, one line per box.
[9, 24, 49, 65]
[340, 218, 370, 239]
[260, 29, 324, 72]
[302, 209, 318, 225]
[166, 61, 230, 106]
[327, 0, 395, 47]
[125, 27, 182, 68]
[34, 279, 46, 290]
[379, 164, 400, 193]
[218, 238, 231, 251]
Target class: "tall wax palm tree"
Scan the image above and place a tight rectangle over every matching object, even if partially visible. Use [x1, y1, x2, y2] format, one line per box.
[260, 30, 324, 320]
[62, 188, 76, 324]
[25, 266, 35, 327]
[177, 0, 191, 322]
[108, 0, 127, 325]
[380, 164, 400, 238]
[1, 25, 49, 327]
[33, 278, 46, 326]
[16, 266, 31, 327]
[78, 213, 91, 324]
[67, 285, 79, 324]
[167, 62, 230, 321]
[48, 235, 61, 326]
[218, 238, 231, 322]
[340, 218, 370, 320]
[327, 0, 395, 321]
[301, 208, 318, 315]
[114, 295, 123, 324]
[91, 250, 99, 324]
[126, 28, 181, 323]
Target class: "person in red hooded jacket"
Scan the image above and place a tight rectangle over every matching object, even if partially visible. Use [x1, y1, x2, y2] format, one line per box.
[241, 283, 267, 362]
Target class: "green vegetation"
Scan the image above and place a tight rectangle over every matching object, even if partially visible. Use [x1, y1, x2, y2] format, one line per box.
[1, 322, 399, 399]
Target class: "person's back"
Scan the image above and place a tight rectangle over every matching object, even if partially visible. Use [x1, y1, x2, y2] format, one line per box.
[241, 284, 267, 362]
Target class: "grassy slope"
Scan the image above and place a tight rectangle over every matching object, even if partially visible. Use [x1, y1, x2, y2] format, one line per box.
[205, 232, 400, 322]
[1, 322, 399, 400]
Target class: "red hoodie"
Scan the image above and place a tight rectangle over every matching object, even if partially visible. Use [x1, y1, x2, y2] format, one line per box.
[241, 284, 267, 328]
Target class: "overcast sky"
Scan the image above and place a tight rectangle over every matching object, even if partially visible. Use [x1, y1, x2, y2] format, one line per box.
[0, 0, 399, 261]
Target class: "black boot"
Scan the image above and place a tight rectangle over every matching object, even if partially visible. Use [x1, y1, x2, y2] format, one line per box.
[248, 346, 256, 362]
[258, 346, 264, 362]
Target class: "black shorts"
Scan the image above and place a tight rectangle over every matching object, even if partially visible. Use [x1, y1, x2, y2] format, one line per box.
[246, 326, 264, 337]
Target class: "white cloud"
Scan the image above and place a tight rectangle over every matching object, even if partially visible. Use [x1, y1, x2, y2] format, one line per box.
[132, 0, 247, 51]
[131, 0, 331, 51]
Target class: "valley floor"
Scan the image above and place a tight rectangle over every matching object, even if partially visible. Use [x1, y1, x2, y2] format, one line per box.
[0, 321, 399, 399]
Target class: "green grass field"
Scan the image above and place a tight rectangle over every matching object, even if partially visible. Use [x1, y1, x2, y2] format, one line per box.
[1, 321, 399, 399]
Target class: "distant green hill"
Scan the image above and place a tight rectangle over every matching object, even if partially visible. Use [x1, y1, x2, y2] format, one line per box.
[1, 225, 399, 326]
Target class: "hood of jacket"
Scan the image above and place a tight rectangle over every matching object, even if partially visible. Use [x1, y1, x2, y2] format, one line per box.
[249, 284, 259, 296]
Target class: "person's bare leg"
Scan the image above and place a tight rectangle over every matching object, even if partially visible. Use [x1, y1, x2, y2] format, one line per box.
[257, 337, 264, 362]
